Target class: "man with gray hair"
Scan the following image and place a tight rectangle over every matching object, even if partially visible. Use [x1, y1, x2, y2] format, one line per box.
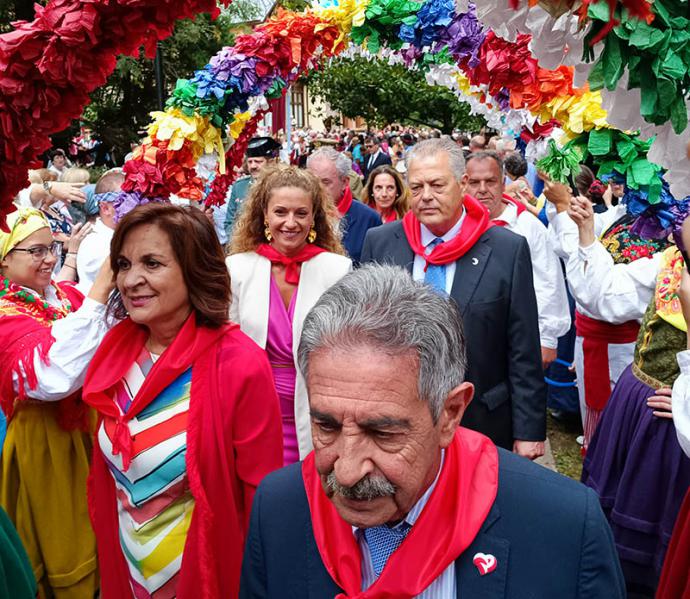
[307, 148, 381, 265]
[361, 138, 547, 460]
[240, 264, 625, 599]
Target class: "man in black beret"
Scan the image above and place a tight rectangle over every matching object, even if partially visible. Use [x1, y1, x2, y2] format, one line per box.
[224, 136, 281, 239]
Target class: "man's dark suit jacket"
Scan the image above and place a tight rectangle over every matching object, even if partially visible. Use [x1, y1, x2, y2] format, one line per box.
[342, 201, 382, 266]
[360, 221, 546, 448]
[240, 449, 626, 598]
[362, 151, 393, 183]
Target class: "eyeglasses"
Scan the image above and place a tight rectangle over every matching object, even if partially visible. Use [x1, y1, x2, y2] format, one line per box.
[9, 241, 61, 261]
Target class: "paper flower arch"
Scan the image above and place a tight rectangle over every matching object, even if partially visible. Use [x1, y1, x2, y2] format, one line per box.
[0, 0, 687, 228]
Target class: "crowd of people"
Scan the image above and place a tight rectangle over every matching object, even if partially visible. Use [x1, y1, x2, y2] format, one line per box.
[0, 124, 689, 599]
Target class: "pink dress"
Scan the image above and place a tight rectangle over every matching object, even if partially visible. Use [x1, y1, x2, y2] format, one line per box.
[266, 276, 300, 465]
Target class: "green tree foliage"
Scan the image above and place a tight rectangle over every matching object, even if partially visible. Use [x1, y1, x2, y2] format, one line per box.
[307, 56, 486, 133]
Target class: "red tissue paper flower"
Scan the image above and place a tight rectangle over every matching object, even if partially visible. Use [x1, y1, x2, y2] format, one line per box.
[0, 0, 231, 230]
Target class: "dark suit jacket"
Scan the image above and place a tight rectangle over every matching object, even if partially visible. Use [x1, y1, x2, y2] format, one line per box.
[362, 151, 393, 182]
[342, 201, 382, 266]
[360, 221, 546, 448]
[240, 449, 626, 598]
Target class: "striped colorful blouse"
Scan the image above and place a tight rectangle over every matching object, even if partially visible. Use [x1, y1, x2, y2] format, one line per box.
[98, 349, 194, 598]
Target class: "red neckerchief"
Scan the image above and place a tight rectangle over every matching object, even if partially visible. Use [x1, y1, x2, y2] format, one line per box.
[492, 194, 527, 227]
[402, 195, 492, 271]
[302, 427, 498, 599]
[382, 210, 398, 223]
[256, 243, 326, 285]
[337, 185, 354, 217]
[82, 313, 229, 470]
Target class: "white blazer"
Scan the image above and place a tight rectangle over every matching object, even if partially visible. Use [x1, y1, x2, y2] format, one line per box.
[226, 251, 352, 458]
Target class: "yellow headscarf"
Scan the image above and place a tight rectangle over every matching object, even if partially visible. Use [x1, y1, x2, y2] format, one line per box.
[0, 208, 51, 261]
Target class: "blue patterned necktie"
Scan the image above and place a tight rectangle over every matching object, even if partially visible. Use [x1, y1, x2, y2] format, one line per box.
[363, 522, 412, 577]
[424, 237, 446, 293]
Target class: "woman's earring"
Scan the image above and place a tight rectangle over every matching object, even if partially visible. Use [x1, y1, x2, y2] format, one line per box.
[264, 221, 273, 242]
[308, 228, 317, 243]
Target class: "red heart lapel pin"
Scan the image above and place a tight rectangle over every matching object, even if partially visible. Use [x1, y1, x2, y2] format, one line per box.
[472, 552, 497, 576]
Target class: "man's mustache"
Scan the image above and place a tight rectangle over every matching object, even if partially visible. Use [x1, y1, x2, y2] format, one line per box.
[325, 471, 396, 500]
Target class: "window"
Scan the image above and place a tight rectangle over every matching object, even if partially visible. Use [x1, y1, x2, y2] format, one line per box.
[291, 84, 305, 128]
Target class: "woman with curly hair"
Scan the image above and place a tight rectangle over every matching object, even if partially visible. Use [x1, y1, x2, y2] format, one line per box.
[228, 165, 351, 464]
[361, 164, 410, 222]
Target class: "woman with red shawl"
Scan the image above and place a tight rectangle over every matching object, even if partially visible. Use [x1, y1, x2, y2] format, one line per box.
[83, 203, 283, 598]
[0, 207, 113, 598]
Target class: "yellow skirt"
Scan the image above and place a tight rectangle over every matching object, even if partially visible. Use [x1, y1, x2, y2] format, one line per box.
[0, 401, 98, 599]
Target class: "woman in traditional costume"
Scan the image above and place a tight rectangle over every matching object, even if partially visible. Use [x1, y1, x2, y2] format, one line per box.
[361, 165, 410, 223]
[227, 165, 351, 465]
[566, 195, 690, 597]
[83, 203, 283, 598]
[0, 207, 113, 598]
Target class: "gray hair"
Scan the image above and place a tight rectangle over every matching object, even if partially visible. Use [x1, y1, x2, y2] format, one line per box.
[307, 148, 352, 180]
[297, 264, 467, 422]
[405, 137, 466, 182]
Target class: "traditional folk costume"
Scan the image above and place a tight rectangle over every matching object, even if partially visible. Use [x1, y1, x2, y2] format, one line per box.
[0, 208, 108, 598]
[575, 246, 690, 596]
[557, 206, 670, 447]
[83, 314, 283, 598]
[492, 195, 571, 352]
[227, 246, 351, 464]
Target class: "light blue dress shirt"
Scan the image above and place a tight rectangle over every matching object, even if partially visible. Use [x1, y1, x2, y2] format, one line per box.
[354, 451, 456, 598]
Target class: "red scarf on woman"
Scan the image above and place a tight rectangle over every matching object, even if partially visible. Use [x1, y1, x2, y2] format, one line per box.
[402, 195, 492, 271]
[82, 314, 227, 470]
[256, 243, 326, 285]
[302, 427, 498, 598]
[0, 279, 87, 430]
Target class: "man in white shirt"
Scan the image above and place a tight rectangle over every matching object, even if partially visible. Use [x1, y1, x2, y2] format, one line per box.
[76, 171, 122, 294]
[464, 151, 571, 368]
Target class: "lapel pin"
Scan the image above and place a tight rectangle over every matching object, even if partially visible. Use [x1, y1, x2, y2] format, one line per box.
[472, 552, 497, 576]
[471, 257, 479, 266]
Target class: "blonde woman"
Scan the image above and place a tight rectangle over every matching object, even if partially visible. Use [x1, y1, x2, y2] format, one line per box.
[227, 165, 351, 464]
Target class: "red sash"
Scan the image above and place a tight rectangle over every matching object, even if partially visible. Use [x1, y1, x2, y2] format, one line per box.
[337, 185, 354, 217]
[302, 427, 498, 598]
[82, 314, 228, 470]
[255, 243, 326, 285]
[402, 195, 492, 271]
[575, 311, 640, 411]
[493, 194, 526, 227]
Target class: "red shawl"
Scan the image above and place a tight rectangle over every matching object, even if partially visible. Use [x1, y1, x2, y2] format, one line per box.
[402, 195, 492, 270]
[83, 314, 283, 598]
[302, 427, 498, 598]
[492, 194, 527, 227]
[337, 185, 354, 217]
[0, 279, 87, 430]
[256, 243, 326, 285]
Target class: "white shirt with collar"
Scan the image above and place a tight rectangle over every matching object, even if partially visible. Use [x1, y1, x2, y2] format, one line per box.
[493, 201, 570, 349]
[367, 149, 382, 170]
[353, 450, 456, 598]
[76, 217, 114, 295]
[411, 211, 466, 295]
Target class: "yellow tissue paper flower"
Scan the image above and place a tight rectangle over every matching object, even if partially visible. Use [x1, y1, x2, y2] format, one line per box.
[314, 0, 370, 48]
[537, 90, 609, 139]
[148, 109, 226, 174]
[228, 111, 252, 140]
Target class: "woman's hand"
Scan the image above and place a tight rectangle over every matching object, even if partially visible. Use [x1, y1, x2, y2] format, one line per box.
[567, 195, 595, 247]
[65, 222, 93, 255]
[87, 259, 115, 305]
[48, 182, 87, 204]
[647, 387, 673, 419]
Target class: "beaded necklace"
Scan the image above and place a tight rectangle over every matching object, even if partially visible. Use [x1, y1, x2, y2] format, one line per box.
[0, 277, 72, 322]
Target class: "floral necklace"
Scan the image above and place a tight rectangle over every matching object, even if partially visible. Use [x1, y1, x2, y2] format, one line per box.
[0, 277, 72, 322]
